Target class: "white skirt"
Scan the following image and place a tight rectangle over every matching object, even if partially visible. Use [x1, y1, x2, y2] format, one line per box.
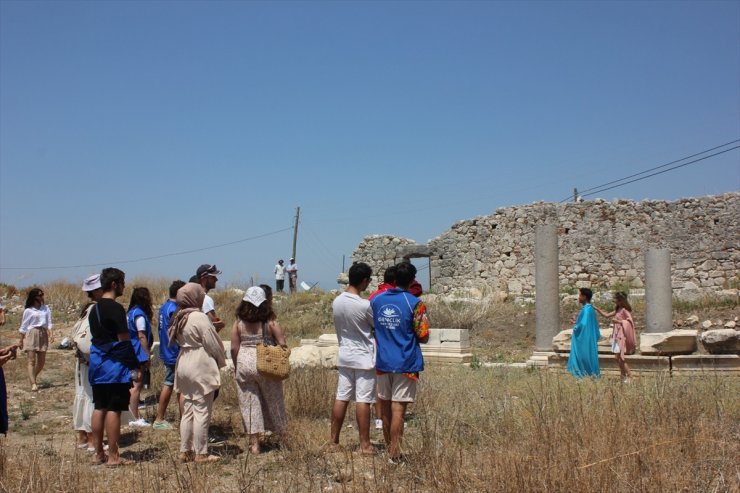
[73, 360, 94, 432]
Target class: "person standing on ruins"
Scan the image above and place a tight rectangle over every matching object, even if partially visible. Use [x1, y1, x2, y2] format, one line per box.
[286, 258, 298, 293]
[370, 262, 429, 463]
[274, 259, 286, 293]
[329, 262, 376, 455]
[595, 291, 635, 383]
[566, 288, 601, 378]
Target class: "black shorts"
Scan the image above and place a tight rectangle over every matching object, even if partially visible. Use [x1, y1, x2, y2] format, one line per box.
[92, 383, 132, 411]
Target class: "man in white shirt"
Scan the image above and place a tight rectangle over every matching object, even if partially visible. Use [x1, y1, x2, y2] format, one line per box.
[328, 262, 375, 455]
[196, 264, 225, 332]
[274, 259, 286, 293]
[286, 258, 298, 294]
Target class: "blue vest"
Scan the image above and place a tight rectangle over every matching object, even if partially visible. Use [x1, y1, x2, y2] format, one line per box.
[127, 306, 152, 364]
[158, 300, 179, 366]
[88, 340, 138, 385]
[371, 288, 424, 373]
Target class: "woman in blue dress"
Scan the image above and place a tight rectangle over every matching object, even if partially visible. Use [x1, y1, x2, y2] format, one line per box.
[566, 288, 601, 378]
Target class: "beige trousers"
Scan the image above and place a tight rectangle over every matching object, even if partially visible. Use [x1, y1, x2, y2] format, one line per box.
[180, 391, 215, 455]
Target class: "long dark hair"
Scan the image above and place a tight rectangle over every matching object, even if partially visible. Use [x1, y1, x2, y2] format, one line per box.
[25, 287, 44, 309]
[614, 291, 632, 312]
[128, 287, 154, 321]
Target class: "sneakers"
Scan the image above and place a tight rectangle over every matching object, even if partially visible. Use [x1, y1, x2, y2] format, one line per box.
[152, 420, 174, 430]
[375, 419, 383, 430]
[208, 432, 226, 445]
[128, 418, 151, 428]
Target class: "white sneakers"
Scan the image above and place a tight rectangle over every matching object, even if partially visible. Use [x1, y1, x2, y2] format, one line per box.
[375, 419, 383, 430]
[128, 418, 151, 428]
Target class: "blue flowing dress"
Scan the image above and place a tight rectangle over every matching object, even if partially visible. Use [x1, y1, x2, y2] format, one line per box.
[566, 304, 601, 378]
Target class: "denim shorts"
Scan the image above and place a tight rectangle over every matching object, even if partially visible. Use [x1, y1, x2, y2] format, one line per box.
[163, 364, 176, 386]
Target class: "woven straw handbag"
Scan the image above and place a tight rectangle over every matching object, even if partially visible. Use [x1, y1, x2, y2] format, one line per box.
[256, 322, 291, 380]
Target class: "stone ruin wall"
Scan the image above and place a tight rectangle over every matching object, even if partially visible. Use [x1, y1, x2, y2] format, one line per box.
[351, 193, 739, 298]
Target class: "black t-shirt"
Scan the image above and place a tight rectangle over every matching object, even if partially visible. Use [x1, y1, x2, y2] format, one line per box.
[90, 298, 129, 346]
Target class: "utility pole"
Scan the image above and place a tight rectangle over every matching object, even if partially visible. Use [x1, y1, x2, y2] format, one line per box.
[573, 188, 578, 203]
[292, 206, 300, 260]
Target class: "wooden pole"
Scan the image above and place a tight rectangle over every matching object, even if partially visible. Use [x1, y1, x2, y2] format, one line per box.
[292, 207, 300, 260]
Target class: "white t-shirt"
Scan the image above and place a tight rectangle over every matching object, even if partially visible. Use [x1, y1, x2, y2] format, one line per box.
[19, 305, 53, 334]
[202, 294, 215, 315]
[274, 264, 286, 280]
[332, 292, 375, 370]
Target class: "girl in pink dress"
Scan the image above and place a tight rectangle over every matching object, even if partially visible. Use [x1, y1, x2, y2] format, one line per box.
[595, 292, 635, 383]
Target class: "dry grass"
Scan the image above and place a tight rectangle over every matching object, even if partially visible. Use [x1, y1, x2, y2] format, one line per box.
[0, 360, 738, 492]
[0, 283, 738, 492]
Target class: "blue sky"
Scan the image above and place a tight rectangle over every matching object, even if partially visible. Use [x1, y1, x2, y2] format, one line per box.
[1, 0, 738, 291]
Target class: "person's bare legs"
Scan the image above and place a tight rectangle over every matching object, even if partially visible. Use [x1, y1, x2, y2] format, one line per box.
[27, 350, 37, 389]
[249, 433, 260, 454]
[388, 401, 407, 460]
[155, 384, 173, 422]
[129, 379, 143, 419]
[355, 402, 373, 454]
[91, 409, 107, 463]
[616, 355, 631, 382]
[104, 411, 124, 465]
[34, 351, 46, 383]
[330, 400, 349, 448]
[379, 398, 392, 448]
[77, 430, 90, 446]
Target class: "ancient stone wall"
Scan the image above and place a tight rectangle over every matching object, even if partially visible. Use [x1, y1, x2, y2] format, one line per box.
[350, 193, 739, 297]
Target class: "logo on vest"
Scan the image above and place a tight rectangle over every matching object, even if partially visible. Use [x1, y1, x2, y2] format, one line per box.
[377, 305, 401, 330]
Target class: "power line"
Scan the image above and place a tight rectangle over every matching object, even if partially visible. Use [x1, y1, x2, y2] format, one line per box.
[560, 139, 740, 203]
[578, 146, 740, 199]
[0, 226, 294, 270]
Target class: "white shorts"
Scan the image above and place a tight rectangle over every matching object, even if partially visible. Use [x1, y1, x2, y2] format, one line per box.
[376, 373, 417, 402]
[335, 367, 376, 403]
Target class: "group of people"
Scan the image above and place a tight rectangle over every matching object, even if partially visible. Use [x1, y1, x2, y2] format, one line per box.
[566, 288, 636, 382]
[0, 261, 635, 464]
[13, 263, 288, 466]
[329, 261, 429, 462]
[273, 258, 298, 294]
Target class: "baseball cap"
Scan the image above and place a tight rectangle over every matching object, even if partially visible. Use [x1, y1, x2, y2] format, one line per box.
[243, 286, 266, 307]
[82, 274, 102, 292]
[196, 264, 222, 278]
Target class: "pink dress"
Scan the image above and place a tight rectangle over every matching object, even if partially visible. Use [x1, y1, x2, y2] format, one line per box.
[612, 308, 636, 357]
[234, 322, 287, 434]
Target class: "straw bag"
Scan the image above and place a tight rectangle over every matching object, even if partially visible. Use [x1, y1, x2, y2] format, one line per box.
[256, 322, 291, 380]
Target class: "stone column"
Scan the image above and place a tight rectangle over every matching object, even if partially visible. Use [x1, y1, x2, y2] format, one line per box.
[535, 224, 559, 351]
[645, 248, 672, 333]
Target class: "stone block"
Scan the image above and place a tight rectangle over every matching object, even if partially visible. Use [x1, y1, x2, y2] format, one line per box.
[317, 334, 338, 347]
[319, 346, 338, 368]
[426, 329, 442, 345]
[640, 330, 697, 355]
[699, 329, 740, 354]
[289, 346, 322, 368]
[671, 354, 740, 373]
[439, 328, 470, 343]
[551, 328, 614, 353]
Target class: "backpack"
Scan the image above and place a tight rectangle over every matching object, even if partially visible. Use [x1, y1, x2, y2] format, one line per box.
[72, 304, 95, 364]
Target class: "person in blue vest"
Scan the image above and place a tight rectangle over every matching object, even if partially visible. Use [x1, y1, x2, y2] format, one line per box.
[370, 262, 429, 463]
[153, 280, 186, 430]
[89, 267, 141, 467]
[566, 287, 601, 378]
[126, 287, 154, 427]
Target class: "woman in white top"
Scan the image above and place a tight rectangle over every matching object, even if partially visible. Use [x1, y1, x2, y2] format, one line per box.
[18, 287, 54, 391]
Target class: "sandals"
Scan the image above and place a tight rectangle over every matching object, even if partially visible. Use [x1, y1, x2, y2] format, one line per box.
[195, 454, 220, 464]
[105, 458, 135, 468]
[178, 451, 195, 463]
